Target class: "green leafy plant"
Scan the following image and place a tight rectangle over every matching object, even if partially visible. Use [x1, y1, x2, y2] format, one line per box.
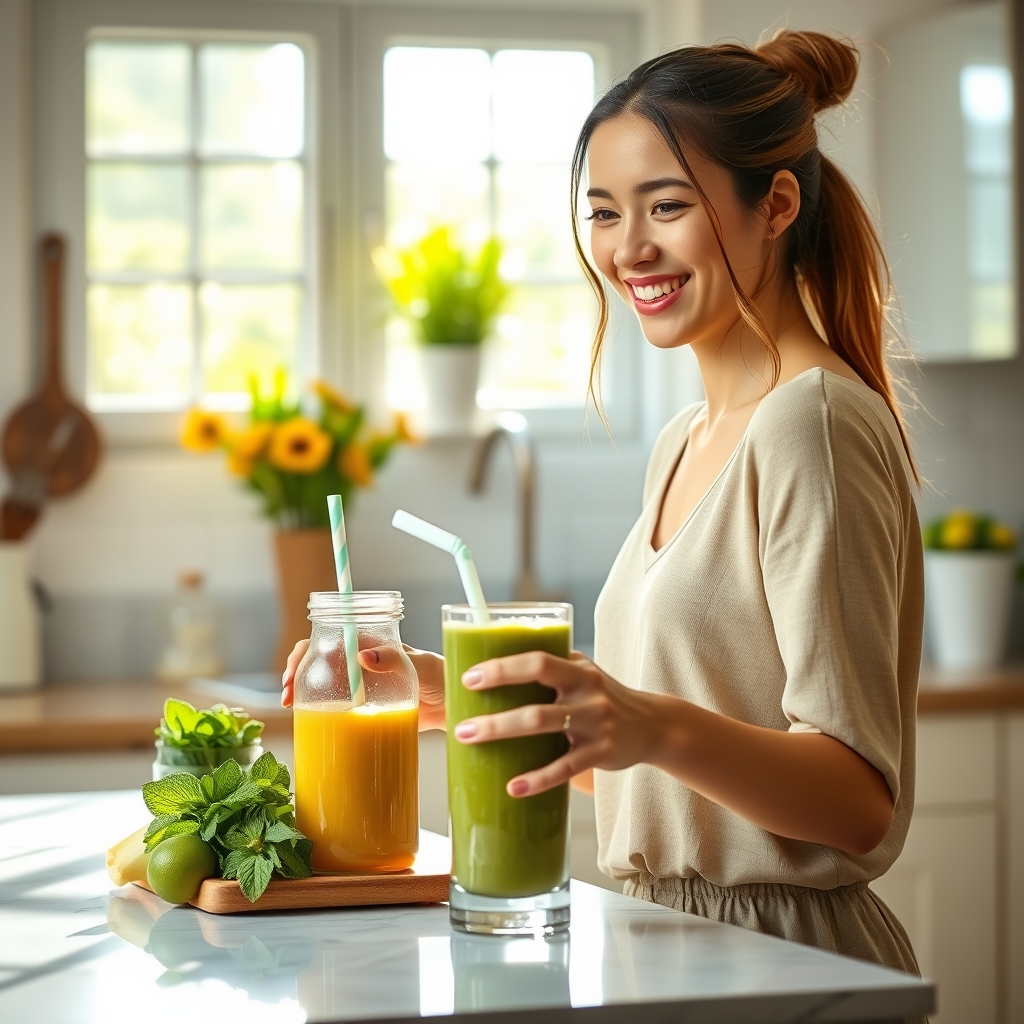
[142, 751, 313, 903]
[373, 226, 510, 345]
[156, 698, 264, 750]
[922, 509, 1018, 551]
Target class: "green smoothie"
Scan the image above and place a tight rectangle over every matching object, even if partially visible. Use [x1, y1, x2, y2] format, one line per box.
[443, 618, 572, 899]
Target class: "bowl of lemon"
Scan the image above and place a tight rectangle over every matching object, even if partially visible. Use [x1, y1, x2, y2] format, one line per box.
[923, 510, 1019, 673]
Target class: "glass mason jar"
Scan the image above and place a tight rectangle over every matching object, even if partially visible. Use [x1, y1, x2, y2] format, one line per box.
[442, 602, 573, 935]
[293, 591, 419, 873]
[152, 740, 262, 781]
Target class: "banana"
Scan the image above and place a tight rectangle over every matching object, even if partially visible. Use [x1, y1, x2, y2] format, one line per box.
[106, 825, 151, 887]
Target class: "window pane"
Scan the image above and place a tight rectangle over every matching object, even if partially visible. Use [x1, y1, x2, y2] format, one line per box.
[87, 163, 189, 272]
[492, 50, 594, 163]
[200, 162, 304, 271]
[497, 163, 579, 279]
[86, 41, 190, 155]
[201, 283, 301, 394]
[384, 47, 491, 161]
[479, 283, 593, 408]
[386, 161, 489, 247]
[88, 283, 192, 400]
[200, 43, 305, 157]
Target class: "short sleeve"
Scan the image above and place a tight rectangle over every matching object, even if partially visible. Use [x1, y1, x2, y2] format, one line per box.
[754, 377, 907, 801]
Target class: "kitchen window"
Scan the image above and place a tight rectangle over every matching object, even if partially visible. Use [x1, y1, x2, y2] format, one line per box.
[84, 36, 311, 412]
[382, 45, 596, 413]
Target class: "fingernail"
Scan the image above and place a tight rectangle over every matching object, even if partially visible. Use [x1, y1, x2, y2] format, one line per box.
[508, 779, 529, 797]
[454, 722, 478, 740]
[462, 668, 483, 687]
[365, 649, 380, 664]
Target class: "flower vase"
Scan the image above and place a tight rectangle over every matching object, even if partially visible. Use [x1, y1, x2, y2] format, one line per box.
[272, 529, 337, 672]
[420, 344, 481, 436]
[924, 550, 1016, 672]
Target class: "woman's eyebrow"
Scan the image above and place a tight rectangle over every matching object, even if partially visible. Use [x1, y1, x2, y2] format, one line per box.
[586, 177, 695, 201]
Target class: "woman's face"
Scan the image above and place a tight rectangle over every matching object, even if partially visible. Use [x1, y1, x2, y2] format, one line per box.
[585, 113, 772, 352]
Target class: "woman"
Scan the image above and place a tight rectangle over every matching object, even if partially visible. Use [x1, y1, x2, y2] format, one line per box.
[283, 30, 924, 981]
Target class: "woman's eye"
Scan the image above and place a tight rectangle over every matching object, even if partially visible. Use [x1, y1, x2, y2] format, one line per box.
[585, 208, 618, 222]
[653, 201, 689, 216]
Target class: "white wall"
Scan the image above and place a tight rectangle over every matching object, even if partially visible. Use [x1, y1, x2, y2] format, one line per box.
[6, 0, 1017, 680]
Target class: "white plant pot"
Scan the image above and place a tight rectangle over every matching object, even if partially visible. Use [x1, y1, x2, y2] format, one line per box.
[419, 344, 481, 437]
[924, 550, 1016, 673]
[0, 541, 41, 690]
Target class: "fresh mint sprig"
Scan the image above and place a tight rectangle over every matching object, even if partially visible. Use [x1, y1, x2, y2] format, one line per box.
[141, 751, 312, 902]
[156, 698, 264, 750]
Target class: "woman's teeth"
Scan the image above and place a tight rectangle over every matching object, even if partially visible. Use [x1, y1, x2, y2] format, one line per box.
[631, 277, 685, 302]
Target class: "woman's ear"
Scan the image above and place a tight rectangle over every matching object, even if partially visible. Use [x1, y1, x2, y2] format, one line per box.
[762, 170, 801, 240]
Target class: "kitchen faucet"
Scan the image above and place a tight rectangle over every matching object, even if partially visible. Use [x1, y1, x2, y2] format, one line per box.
[467, 412, 567, 603]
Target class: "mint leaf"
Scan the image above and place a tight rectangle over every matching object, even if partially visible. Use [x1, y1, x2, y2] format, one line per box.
[264, 820, 303, 843]
[155, 698, 264, 750]
[144, 817, 201, 852]
[144, 814, 180, 843]
[275, 839, 313, 879]
[221, 849, 249, 879]
[142, 772, 206, 815]
[209, 758, 243, 800]
[231, 851, 275, 902]
[249, 750, 280, 783]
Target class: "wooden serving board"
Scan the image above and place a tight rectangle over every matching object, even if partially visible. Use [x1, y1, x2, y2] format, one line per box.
[134, 830, 451, 915]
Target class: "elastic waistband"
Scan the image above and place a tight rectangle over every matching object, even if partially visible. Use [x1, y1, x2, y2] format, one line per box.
[626, 874, 870, 902]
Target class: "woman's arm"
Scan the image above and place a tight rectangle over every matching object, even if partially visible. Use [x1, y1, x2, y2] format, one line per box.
[453, 652, 893, 857]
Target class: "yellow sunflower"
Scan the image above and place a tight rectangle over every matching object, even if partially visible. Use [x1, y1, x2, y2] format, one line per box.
[940, 511, 976, 549]
[313, 380, 354, 411]
[180, 409, 228, 453]
[232, 421, 274, 461]
[339, 442, 373, 487]
[227, 451, 253, 479]
[989, 523, 1017, 549]
[268, 418, 332, 474]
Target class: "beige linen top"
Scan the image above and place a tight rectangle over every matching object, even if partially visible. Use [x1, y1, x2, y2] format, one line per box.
[593, 368, 924, 889]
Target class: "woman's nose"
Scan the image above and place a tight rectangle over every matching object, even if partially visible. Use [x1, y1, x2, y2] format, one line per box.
[614, 221, 659, 271]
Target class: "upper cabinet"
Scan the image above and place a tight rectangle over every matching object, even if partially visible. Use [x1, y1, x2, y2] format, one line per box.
[879, 1, 1017, 361]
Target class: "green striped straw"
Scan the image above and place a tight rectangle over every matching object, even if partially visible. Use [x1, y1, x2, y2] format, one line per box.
[327, 494, 365, 707]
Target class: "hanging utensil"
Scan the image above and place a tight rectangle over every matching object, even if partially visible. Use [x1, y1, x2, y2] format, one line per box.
[1, 234, 102, 539]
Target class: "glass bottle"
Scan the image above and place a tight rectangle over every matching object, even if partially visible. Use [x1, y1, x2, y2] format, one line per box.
[293, 591, 419, 873]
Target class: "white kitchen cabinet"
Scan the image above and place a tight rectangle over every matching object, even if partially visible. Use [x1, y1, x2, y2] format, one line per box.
[870, 711, 1023, 1024]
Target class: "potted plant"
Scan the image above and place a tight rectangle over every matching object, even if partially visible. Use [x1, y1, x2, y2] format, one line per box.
[922, 509, 1019, 672]
[373, 226, 509, 436]
[152, 698, 265, 780]
[180, 373, 413, 669]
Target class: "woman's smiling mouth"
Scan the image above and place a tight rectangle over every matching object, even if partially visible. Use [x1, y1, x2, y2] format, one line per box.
[625, 274, 690, 315]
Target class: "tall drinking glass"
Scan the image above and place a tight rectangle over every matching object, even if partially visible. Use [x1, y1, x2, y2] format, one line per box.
[442, 602, 572, 935]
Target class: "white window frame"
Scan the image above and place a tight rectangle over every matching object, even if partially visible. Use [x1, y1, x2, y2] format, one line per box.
[36, 0, 346, 446]
[351, 5, 645, 441]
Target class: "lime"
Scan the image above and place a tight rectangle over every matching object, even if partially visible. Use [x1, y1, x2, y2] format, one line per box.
[146, 834, 219, 904]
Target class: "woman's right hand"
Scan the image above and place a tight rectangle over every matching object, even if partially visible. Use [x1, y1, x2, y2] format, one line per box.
[281, 639, 446, 731]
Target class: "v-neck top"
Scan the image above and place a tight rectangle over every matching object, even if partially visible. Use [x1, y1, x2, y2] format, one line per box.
[592, 368, 924, 889]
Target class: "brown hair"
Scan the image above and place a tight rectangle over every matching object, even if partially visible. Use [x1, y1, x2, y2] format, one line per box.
[570, 30, 917, 478]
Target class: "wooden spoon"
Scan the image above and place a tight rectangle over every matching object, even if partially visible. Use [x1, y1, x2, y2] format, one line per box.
[1, 234, 102, 538]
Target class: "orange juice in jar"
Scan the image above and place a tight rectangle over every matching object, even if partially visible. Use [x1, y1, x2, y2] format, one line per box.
[293, 591, 419, 873]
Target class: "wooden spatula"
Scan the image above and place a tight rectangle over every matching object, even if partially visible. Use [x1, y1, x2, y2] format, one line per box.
[0, 234, 102, 539]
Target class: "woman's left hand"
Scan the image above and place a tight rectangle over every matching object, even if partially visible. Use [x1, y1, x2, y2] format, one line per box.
[453, 651, 654, 797]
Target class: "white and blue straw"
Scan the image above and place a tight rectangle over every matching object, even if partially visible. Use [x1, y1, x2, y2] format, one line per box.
[327, 494, 365, 706]
[392, 510, 489, 623]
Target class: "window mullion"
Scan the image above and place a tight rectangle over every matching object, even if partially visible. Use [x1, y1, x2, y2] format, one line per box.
[189, 41, 202, 405]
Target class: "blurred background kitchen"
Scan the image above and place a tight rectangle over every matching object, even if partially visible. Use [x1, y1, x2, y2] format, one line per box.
[0, 0, 1022, 1021]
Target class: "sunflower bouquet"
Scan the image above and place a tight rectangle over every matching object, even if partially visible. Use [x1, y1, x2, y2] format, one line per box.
[181, 375, 413, 529]
[922, 509, 1018, 551]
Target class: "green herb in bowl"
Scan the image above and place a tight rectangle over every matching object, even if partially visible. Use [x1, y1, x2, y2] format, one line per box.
[153, 698, 265, 780]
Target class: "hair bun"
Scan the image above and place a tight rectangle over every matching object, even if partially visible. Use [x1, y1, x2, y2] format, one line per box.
[756, 30, 859, 114]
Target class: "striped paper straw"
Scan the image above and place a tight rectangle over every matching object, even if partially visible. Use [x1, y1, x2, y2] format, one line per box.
[392, 509, 490, 623]
[327, 494, 365, 706]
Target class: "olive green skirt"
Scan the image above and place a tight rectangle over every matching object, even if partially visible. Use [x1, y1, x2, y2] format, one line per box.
[624, 875, 927, 1024]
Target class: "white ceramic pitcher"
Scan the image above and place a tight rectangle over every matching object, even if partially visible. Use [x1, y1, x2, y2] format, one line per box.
[0, 541, 41, 689]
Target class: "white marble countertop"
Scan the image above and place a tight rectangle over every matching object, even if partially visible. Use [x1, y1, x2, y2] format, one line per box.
[0, 791, 933, 1023]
